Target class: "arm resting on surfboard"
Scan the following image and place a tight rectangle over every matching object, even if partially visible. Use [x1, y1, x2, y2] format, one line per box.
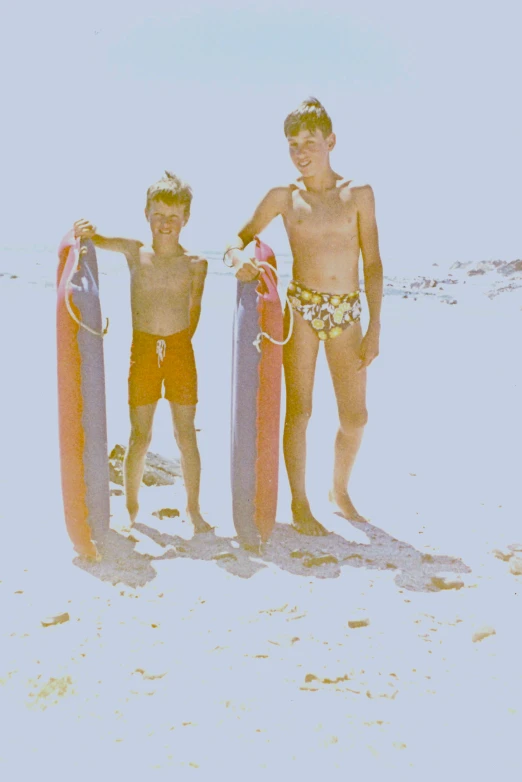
[73, 220, 142, 264]
[225, 188, 288, 281]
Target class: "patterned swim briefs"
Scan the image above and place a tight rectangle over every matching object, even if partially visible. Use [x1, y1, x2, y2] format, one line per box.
[287, 279, 361, 340]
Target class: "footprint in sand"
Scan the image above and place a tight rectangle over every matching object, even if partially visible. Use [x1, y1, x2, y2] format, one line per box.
[430, 576, 464, 591]
[152, 508, 180, 521]
[290, 551, 339, 568]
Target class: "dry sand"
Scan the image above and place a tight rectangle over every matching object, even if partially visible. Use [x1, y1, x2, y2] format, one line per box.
[0, 252, 521, 779]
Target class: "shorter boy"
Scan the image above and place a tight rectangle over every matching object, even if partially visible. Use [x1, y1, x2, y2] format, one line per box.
[74, 172, 212, 533]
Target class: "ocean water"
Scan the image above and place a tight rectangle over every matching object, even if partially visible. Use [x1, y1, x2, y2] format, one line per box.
[3, 245, 520, 305]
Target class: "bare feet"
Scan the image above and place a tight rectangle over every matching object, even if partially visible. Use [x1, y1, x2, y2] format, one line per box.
[125, 501, 139, 530]
[291, 499, 329, 536]
[187, 508, 214, 534]
[242, 541, 264, 555]
[329, 489, 368, 523]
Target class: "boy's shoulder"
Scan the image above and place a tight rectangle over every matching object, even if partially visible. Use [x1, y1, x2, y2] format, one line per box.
[343, 181, 373, 196]
[127, 239, 145, 254]
[329, 177, 372, 194]
[348, 182, 373, 193]
[260, 185, 296, 215]
[264, 185, 294, 200]
[288, 177, 373, 195]
[350, 183, 375, 211]
[187, 252, 208, 272]
[334, 180, 375, 208]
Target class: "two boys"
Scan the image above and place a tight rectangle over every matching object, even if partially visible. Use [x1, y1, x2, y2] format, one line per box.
[74, 97, 383, 538]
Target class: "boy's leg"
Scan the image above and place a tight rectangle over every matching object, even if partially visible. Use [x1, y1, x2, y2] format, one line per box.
[283, 309, 328, 536]
[169, 402, 212, 533]
[324, 322, 368, 522]
[124, 402, 157, 525]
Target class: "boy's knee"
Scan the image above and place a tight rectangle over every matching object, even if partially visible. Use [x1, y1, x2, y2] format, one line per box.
[173, 422, 196, 449]
[286, 409, 313, 428]
[286, 398, 313, 423]
[340, 407, 368, 430]
[129, 428, 152, 451]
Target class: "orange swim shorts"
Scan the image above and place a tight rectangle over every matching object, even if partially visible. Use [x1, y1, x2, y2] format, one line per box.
[128, 329, 198, 407]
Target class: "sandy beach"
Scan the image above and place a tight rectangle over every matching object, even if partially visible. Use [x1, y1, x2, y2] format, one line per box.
[1, 249, 521, 779]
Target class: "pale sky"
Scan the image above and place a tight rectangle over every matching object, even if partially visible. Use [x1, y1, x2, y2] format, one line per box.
[2, 0, 520, 272]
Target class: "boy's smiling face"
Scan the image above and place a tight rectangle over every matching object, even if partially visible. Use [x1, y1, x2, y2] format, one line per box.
[287, 128, 336, 178]
[146, 199, 187, 243]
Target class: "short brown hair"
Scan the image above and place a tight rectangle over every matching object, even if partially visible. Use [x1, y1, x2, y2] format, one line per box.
[284, 97, 333, 139]
[145, 171, 193, 217]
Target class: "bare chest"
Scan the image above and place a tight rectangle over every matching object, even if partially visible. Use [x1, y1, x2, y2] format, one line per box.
[131, 253, 192, 296]
[284, 189, 359, 243]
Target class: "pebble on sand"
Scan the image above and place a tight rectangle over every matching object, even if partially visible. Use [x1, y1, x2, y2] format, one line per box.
[152, 508, 180, 520]
[348, 618, 370, 629]
[492, 549, 513, 562]
[41, 613, 70, 627]
[430, 577, 464, 591]
[509, 557, 522, 576]
[472, 626, 496, 643]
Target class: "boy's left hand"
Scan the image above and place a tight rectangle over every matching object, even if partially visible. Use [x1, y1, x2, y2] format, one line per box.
[358, 326, 380, 371]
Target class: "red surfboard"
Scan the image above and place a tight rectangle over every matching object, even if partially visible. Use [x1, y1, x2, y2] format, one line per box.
[56, 231, 110, 559]
[231, 238, 284, 547]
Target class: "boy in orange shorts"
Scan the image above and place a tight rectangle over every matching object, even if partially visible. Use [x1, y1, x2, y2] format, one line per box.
[74, 172, 212, 533]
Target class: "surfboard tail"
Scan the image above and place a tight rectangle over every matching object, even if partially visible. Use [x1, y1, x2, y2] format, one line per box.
[231, 239, 283, 545]
[56, 234, 110, 558]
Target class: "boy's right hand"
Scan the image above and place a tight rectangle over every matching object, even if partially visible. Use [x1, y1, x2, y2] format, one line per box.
[74, 219, 97, 240]
[226, 248, 260, 282]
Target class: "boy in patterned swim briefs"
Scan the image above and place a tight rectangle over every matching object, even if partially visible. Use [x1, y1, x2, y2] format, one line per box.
[286, 281, 362, 341]
[224, 98, 384, 535]
[74, 172, 212, 534]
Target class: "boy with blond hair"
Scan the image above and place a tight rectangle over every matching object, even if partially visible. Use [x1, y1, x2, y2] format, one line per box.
[75, 172, 212, 533]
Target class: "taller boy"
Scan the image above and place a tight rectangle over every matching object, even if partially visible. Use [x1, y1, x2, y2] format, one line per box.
[225, 99, 383, 535]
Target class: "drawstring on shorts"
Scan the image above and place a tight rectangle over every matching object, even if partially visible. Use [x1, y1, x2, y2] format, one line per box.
[156, 339, 167, 367]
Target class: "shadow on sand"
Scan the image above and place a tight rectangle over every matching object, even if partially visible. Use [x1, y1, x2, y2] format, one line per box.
[75, 514, 470, 592]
